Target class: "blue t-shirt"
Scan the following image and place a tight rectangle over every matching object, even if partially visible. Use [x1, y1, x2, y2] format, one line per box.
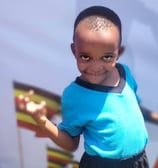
[58, 64, 148, 159]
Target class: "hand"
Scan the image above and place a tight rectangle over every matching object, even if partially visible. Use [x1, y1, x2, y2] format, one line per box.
[16, 90, 47, 119]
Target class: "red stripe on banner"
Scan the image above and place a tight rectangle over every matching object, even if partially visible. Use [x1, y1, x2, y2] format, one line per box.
[17, 120, 48, 137]
[154, 157, 158, 168]
[48, 155, 71, 165]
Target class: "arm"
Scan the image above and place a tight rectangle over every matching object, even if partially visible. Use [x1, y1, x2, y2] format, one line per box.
[32, 114, 80, 151]
[139, 105, 158, 125]
[17, 90, 80, 152]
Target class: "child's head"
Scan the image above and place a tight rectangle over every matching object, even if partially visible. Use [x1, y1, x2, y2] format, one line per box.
[71, 6, 123, 85]
[73, 6, 122, 44]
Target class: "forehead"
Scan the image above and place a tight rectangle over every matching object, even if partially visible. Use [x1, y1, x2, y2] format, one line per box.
[75, 15, 118, 32]
[81, 16, 114, 31]
[74, 16, 120, 47]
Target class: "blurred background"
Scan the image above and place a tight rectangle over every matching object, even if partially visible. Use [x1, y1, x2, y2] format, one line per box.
[0, 0, 158, 167]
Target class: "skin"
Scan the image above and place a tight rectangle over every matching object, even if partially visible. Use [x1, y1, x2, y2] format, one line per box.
[71, 19, 122, 87]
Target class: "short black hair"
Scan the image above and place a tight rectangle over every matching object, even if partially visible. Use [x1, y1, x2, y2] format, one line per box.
[73, 6, 122, 44]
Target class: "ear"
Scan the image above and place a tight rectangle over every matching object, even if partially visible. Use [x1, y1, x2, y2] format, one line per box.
[71, 43, 75, 56]
[118, 46, 125, 57]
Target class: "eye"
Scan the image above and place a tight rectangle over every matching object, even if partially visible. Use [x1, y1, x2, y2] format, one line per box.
[102, 55, 115, 62]
[80, 55, 90, 61]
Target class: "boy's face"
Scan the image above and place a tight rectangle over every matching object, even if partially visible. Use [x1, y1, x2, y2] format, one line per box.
[71, 19, 121, 85]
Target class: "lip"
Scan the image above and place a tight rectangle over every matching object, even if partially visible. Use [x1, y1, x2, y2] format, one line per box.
[86, 72, 105, 76]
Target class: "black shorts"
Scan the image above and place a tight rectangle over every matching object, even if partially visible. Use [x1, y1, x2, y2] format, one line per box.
[79, 150, 149, 168]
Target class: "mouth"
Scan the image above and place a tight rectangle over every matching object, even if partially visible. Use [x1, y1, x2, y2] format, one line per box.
[80, 72, 107, 85]
[86, 72, 105, 77]
[82, 72, 106, 82]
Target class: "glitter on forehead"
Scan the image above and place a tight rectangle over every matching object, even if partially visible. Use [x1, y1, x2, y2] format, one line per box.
[85, 16, 114, 31]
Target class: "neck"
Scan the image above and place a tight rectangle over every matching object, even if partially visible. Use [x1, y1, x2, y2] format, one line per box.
[102, 67, 120, 87]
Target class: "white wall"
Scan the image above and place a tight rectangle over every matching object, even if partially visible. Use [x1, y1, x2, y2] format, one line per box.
[0, 0, 158, 167]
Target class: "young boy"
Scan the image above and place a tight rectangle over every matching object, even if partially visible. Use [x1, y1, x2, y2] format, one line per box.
[19, 6, 150, 168]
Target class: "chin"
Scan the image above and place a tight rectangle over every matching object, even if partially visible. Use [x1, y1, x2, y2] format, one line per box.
[81, 74, 104, 85]
[87, 79, 102, 85]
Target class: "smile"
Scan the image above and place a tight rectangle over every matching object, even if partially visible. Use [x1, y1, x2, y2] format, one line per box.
[86, 72, 105, 76]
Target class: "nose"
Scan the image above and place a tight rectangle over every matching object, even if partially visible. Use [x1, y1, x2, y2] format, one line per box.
[89, 61, 103, 73]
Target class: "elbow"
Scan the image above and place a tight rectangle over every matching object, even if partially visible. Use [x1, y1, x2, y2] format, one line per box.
[66, 144, 79, 152]
[64, 136, 80, 152]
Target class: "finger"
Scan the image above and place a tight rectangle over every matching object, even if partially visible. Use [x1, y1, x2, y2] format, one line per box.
[26, 101, 38, 113]
[37, 101, 46, 111]
[24, 90, 34, 103]
[37, 101, 47, 115]
[40, 100, 46, 107]
[18, 94, 24, 100]
[16, 95, 26, 110]
[27, 90, 34, 97]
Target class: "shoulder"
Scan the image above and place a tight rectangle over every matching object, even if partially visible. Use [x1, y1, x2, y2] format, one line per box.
[61, 79, 86, 104]
[117, 63, 138, 91]
[117, 63, 131, 74]
[117, 63, 135, 80]
[62, 79, 80, 96]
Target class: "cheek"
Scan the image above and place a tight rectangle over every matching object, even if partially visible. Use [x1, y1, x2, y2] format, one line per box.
[103, 61, 117, 71]
[76, 60, 87, 72]
[77, 63, 85, 72]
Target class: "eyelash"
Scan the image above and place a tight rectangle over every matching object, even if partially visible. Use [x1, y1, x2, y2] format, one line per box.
[102, 55, 114, 61]
[80, 55, 115, 62]
[80, 55, 90, 61]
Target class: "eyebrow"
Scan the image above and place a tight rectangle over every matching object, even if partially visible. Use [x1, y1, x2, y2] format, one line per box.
[103, 52, 115, 55]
